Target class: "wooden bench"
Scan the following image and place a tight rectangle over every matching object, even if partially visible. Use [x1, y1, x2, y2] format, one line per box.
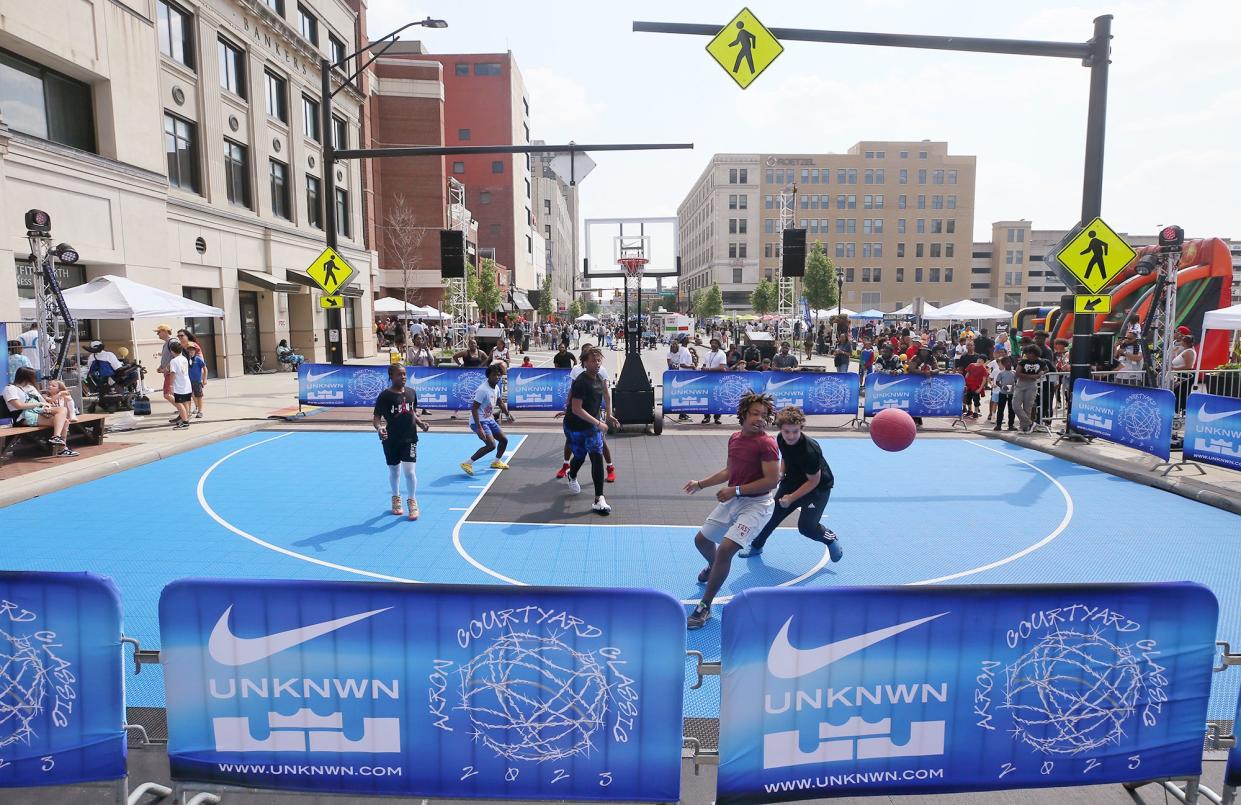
[0, 413, 108, 459]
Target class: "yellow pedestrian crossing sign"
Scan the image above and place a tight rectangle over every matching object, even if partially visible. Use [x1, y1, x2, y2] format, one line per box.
[1054, 217, 1136, 295]
[706, 8, 784, 89]
[1074, 294, 1111, 315]
[320, 295, 344, 310]
[306, 247, 357, 296]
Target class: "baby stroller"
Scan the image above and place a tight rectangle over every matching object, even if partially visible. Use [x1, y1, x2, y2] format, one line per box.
[83, 342, 145, 413]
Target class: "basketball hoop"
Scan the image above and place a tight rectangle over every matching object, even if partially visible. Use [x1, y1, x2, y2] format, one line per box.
[618, 257, 648, 279]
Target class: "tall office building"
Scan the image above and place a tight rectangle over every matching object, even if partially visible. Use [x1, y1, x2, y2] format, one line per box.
[531, 145, 577, 311]
[677, 142, 976, 313]
[0, 0, 375, 374]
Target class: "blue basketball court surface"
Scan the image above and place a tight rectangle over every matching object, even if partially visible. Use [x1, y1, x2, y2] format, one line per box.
[2, 430, 1238, 721]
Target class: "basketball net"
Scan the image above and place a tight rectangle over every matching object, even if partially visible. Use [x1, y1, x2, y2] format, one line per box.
[617, 256, 648, 279]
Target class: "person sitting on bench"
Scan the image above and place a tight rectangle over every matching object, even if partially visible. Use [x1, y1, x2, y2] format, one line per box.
[276, 339, 305, 368]
[2, 366, 78, 457]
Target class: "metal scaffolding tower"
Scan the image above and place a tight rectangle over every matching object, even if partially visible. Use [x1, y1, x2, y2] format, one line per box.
[776, 185, 797, 338]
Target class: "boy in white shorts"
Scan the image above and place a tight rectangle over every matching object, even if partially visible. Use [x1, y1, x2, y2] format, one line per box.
[683, 391, 780, 629]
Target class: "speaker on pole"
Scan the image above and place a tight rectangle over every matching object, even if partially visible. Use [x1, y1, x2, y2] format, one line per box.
[440, 229, 466, 278]
[781, 228, 806, 277]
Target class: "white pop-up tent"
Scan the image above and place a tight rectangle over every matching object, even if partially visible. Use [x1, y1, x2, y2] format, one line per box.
[935, 300, 1013, 321]
[575, 313, 599, 323]
[890, 302, 942, 318]
[373, 296, 419, 314]
[812, 308, 857, 318]
[19, 274, 224, 319]
[1194, 302, 1241, 372]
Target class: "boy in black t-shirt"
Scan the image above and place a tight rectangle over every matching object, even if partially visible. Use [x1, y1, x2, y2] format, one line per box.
[739, 406, 843, 561]
[372, 364, 430, 520]
[564, 348, 619, 515]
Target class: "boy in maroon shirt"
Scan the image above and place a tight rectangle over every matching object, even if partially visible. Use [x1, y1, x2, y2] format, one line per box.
[963, 356, 989, 418]
[683, 391, 781, 629]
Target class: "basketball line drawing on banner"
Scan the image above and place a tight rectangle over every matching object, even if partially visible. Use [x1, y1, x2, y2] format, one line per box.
[1117, 393, 1161, 442]
[1, 599, 76, 749]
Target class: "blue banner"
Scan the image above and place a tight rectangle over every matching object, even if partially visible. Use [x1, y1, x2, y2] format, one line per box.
[1183, 392, 1241, 472]
[298, 364, 489, 411]
[0, 323, 9, 425]
[863, 373, 965, 417]
[160, 579, 685, 801]
[718, 584, 1217, 804]
[506, 367, 572, 411]
[1070, 379, 1175, 461]
[0, 572, 126, 788]
[663, 371, 859, 416]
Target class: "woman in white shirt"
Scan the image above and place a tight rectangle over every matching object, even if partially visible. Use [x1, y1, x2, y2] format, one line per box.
[1171, 335, 1197, 413]
[2, 367, 77, 456]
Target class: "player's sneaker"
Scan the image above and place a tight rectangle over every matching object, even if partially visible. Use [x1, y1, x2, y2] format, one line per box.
[57, 448, 80, 457]
[489, 459, 510, 470]
[605, 464, 616, 483]
[555, 462, 570, 479]
[592, 496, 611, 516]
[391, 495, 404, 516]
[566, 474, 581, 494]
[697, 566, 711, 584]
[814, 527, 844, 562]
[738, 545, 763, 558]
[407, 499, 419, 521]
[687, 602, 711, 630]
[460, 461, 474, 476]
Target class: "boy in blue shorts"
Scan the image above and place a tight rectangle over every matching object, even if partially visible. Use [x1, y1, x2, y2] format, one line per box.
[461, 364, 510, 475]
[564, 347, 619, 515]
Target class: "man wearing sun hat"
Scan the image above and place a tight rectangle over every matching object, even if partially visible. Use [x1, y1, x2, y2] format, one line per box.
[154, 323, 178, 414]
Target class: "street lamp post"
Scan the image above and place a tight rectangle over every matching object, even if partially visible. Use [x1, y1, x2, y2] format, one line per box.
[835, 267, 844, 319]
[321, 17, 447, 364]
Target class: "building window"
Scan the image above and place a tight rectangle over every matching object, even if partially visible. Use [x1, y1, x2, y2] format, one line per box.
[265, 70, 288, 122]
[862, 267, 872, 282]
[739, 168, 748, 183]
[458, 128, 470, 141]
[931, 219, 942, 234]
[739, 219, 748, 234]
[218, 38, 246, 98]
[916, 267, 924, 282]
[729, 168, 738, 183]
[946, 219, 956, 234]
[916, 219, 925, 234]
[899, 150, 909, 159]
[846, 220, 857, 235]
[918, 150, 928, 159]
[223, 139, 250, 208]
[847, 169, 857, 184]
[452, 161, 465, 174]
[329, 34, 346, 69]
[732, 268, 743, 284]
[764, 243, 773, 258]
[729, 194, 737, 209]
[297, 5, 318, 45]
[846, 267, 855, 282]
[897, 243, 905, 258]
[916, 243, 925, 258]
[0, 49, 96, 152]
[945, 267, 954, 282]
[163, 113, 199, 193]
[896, 266, 904, 282]
[335, 188, 350, 237]
[157, 1, 195, 70]
[306, 175, 322, 229]
[917, 169, 927, 184]
[543, 198, 551, 214]
[899, 168, 908, 184]
[847, 195, 857, 209]
[930, 244, 942, 258]
[933, 169, 944, 184]
[474, 62, 502, 76]
[264, 0, 285, 14]
[527, 235, 533, 254]
[491, 160, 504, 173]
[480, 191, 491, 204]
[331, 115, 347, 150]
[897, 219, 906, 234]
[811, 169, 819, 183]
[455, 63, 469, 76]
[302, 95, 320, 142]
[930, 267, 941, 282]
[946, 243, 955, 258]
[948, 169, 958, 184]
[269, 159, 290, 219]
[738, 195, 748, 209]
[874, 194, 884, 208]
[948, 195, 957, 209]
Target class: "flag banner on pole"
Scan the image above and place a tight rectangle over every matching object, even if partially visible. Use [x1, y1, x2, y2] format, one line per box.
[0, 572, 127, 788]
[863, 373, 965, 418]
[717, 584, 1217, 804]
[1070, 379, 1174, 461]
[662, 371, 859, 415]
[160, 579, 686, 801]
[1182, 391, 1241, 471]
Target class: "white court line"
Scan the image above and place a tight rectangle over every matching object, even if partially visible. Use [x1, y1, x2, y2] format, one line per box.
[197, 433, 524, 585]
[448, 507, 468, 511]
[908, 440, 1074, 586]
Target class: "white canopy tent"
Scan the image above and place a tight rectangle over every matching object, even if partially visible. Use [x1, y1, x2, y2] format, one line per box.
[372, 297, 419, 314]
[575, 313, 599, 323]
[811, 308, 857, 318]
[413, 306, 451, 320]
[890, 302, 942, 318]
[855, 309, 886, 320]
[934, 300, 1013, 321]
[19, 274, 224, 320]
[1194, 302, 1241, 372]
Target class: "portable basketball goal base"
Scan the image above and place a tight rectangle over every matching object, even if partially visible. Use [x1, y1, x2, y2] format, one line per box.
[612, 236, 663, 434]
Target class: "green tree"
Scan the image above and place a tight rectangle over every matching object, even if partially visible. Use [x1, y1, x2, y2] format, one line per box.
[751, 278, 777, 315]
[538, 273, 554, 317]
[568, 299, 583, 320]
[439, 264, 478, 317]
[802, 241, 838, 313]
[695, 284, 724, 319]
[584, 299, 600, 315]
[474, 258, 502, 318]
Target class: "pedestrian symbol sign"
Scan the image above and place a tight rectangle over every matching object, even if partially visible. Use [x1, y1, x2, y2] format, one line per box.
[306, 247, 357, 296]
[1054, 217, 1136, 295]
[320, 295, 344, 310]
[1074, 294, 1111, 315]
[706, 8, 783, 89]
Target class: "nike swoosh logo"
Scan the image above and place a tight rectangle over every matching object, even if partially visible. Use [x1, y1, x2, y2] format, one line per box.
[208, 605, 392, 666]
[765, 377, 799, 391]
[1198, 404, 1241, 423]
[515, 372, 550, 386]
[410, 373, 444, 385]
[1080, 389, 1112, 401]
[304, 369, 338, 383]
[873, 378, 907, 392]
[767, 612, 949, 679]
[671, 375, 706, 388]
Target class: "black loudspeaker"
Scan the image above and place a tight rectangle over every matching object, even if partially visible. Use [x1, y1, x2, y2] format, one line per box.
[440, 230, 466, 278]
[781, 228, 806, 276]
[1091, 332, 1114, 366]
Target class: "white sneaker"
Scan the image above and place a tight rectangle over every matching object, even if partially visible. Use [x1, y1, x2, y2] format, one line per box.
[592, 496, 611, 516]
[566, 475, 581, 494]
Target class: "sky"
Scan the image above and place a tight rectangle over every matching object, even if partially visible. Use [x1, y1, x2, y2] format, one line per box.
[367, 0, 1241, 274]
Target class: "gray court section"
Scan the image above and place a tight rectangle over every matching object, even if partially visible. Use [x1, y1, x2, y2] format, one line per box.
[469, 432, 738, 526]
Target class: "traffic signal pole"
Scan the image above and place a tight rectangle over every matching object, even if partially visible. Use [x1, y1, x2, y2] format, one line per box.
[321, 56, 343, 365]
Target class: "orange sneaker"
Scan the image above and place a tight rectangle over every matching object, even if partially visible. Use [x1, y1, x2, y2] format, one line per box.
[391, 495, 403, 516]
[407, 499, 419, 521]
[606, 465, 616, 483]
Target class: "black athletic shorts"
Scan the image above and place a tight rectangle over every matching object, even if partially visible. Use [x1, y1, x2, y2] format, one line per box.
[173, 392, 192, 404]
[382, 438, 417, 466]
